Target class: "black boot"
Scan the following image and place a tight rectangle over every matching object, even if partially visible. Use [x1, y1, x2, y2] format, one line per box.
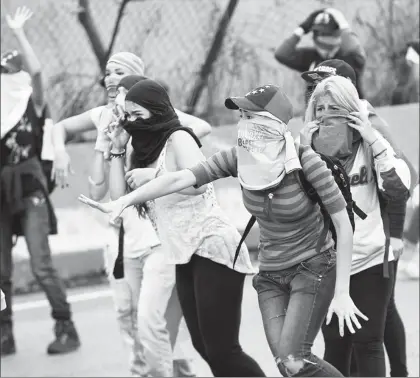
[47, 320, 80, 355]
[1, 323, 16, 357]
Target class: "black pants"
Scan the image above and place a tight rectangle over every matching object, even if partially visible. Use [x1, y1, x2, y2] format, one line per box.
[0, 191, 71, 326]
[349, 260, 408, 377]
[176, 254, 265, 377]
[322, 262, 395, 377]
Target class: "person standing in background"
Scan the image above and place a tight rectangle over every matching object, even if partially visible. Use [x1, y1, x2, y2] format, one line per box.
[1, 6, 80, 357]
[392, 40, 420, 105]
[401, 183, 419, 279]
[274, 8, 366, 104]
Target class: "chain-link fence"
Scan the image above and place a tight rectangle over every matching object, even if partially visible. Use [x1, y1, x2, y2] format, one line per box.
[1, 0, 419, 125]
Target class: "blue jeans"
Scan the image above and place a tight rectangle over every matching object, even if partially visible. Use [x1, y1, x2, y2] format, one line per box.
[0, 191, 71, 324]
[252, 249, 343, 377]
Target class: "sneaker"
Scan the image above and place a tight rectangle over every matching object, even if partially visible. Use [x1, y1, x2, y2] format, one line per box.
[47, 320, 80, 355]
[1, 323, 16, 357]
[402, 261, 419, 280]
[173, 358, 196, 377]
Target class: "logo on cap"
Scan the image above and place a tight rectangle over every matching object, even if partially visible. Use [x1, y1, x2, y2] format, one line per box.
[245, 85, 273, 97]
[314, 12, 331, 25]
[314, 65, 337, 74]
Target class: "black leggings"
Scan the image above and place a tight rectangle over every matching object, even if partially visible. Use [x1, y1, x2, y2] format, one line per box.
[176, 254, 265, 377]
[322, 262, 395, 377]
[349, 260, 408, 377]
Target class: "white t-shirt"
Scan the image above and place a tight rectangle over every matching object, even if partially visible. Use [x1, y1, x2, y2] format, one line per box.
[89, 106, 161, 259]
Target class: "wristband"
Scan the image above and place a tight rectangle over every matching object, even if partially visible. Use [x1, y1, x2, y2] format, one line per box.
[293, 27, 305, 38]
[374, 149, 387, 159]
[110, 148, 126, 157]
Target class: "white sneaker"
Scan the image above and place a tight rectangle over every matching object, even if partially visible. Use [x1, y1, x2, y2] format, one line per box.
[400, 260, 419, 280]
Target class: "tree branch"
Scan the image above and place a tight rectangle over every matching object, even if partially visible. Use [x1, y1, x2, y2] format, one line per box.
[185, 0, 240, 114]
[77, 0, 107, 71]
[105, 0, 132, 61]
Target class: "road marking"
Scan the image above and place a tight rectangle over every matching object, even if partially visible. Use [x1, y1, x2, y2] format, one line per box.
[13, 289, 113, 312]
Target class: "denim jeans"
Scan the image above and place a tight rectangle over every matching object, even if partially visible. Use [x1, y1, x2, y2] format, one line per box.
[253, 249, 342, 377]
[0, 191, 71, 325]
[106, 246, 195, 377]
[323, 261, 395, 377]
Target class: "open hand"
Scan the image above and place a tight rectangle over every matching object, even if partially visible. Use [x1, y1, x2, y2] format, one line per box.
[6, 6, 33, 30]
[78, 194, 127, 225]
[326, 293, 368, 336]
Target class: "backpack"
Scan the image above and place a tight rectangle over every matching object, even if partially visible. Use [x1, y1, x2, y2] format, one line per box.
[233, 146, 367, 268]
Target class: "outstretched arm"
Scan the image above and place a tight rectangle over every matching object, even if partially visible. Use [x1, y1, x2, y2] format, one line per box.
[6, 6, 44, 115]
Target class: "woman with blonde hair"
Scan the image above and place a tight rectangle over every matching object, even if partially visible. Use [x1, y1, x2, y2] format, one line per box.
[301, 75, 411, 377]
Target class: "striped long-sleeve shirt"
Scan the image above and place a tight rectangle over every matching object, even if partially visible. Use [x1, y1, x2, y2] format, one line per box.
[189, 144, 346, 271]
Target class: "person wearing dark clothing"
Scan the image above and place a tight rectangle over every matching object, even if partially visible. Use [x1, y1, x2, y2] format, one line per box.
[392, 40, 419, 105]
[275, 8, 366, 103]
[1, 6, 80, 357]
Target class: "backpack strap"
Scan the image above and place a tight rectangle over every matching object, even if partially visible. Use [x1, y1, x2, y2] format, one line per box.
[233, 215, 256, 268]
[293, 150, 330, 254]
[113, 222, 125, 279]
[371, 160, 391, 278]
[353, 203, 367, 220]
[382, 210, 391, 278]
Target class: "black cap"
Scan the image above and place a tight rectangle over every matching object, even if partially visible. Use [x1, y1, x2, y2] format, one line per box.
[301, 59, 356, 84]
[312, 11, 339, 34]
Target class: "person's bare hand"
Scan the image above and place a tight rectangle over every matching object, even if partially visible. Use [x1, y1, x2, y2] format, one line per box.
[6, 6, 33, 30]
[300, 121, 320, 145]
[52, 149, 74, 188]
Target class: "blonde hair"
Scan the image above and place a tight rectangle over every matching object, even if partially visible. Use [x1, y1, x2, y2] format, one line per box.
[305, 75, 365, 123]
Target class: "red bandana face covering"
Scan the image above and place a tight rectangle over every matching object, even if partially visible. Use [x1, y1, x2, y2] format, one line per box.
[312, 111, 354, 158]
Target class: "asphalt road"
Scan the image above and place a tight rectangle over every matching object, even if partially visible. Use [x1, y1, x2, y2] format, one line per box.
[1, 276, 419, 377]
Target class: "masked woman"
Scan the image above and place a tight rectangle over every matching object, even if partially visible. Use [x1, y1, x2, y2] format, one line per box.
[300, 75, 410, 377]
[79, 81, 366, 377]
[51, 54, 209, 377]
[79, 79, 265, 377]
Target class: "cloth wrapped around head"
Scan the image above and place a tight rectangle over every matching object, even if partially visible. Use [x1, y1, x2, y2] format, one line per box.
[108, 52, 145, 75]
[123, 79, 201, 168]
[225, 84, 301, 191]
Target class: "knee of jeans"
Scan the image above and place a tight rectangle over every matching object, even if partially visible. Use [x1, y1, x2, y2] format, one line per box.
[276, 354, 318, 377]
[29, 256, 54, 278]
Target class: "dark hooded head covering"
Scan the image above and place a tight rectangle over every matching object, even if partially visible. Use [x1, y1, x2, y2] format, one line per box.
[123, 79, 201, 168]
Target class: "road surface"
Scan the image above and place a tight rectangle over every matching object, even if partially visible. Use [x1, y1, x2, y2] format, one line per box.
[1, 276, 419, 377]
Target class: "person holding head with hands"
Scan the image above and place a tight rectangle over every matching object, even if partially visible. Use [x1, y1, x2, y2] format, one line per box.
[275, 8, 366, 103]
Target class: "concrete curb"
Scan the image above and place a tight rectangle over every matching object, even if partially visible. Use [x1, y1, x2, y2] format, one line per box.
[12, 227, 260, 295]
